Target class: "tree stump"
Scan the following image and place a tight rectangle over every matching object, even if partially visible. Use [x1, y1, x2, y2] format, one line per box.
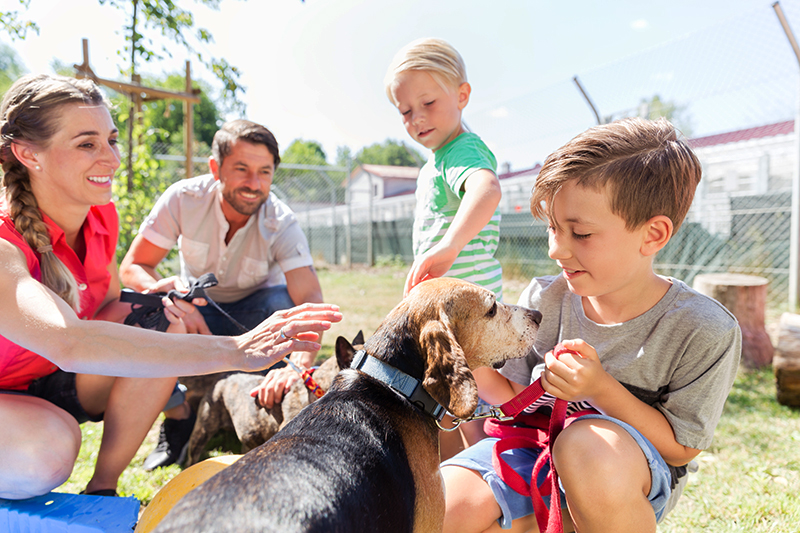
[692, 273, 773, 368]
[774, 313, 800, 407]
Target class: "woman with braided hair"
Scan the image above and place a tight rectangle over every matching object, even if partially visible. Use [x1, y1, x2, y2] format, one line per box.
[0, 74, 341, 499]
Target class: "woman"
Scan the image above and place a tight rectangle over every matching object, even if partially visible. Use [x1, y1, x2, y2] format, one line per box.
[0, 74, 341, 499]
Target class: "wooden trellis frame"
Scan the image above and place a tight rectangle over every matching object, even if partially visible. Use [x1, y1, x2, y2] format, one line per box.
[73, 38, 201, 190]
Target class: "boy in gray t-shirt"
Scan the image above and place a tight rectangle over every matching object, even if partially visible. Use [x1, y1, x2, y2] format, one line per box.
[441, 117, 741, 533]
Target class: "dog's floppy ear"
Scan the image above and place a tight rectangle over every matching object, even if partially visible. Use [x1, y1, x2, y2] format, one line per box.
[334, 336, 355, 369]
[419, 318, 478, 419]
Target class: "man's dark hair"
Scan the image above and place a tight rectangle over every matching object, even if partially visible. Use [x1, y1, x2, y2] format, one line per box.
[211, 119, 281, 168]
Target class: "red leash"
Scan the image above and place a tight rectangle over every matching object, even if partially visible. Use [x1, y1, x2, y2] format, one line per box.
[487, 344, 598, 533]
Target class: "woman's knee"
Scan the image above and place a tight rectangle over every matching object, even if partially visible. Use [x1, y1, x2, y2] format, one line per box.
[21, 442, 79, 497]
[0, 402, 81, 499]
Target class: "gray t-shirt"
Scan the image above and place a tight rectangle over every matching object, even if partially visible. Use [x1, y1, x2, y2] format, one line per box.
[139, 174, 313, 303]
[501, 275, 741, 451]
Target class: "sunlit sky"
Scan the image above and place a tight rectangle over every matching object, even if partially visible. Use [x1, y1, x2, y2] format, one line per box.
[3, 0, 781, 166]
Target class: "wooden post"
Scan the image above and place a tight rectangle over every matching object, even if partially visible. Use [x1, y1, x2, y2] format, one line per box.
[74, 39, 202, 187]
[184, 61, 194, 180]
[693, 273, 774, 368]
[774, 312, 800, 406]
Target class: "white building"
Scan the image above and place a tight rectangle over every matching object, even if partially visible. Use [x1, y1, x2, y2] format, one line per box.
[342, 163, 542, 223]
[688, 120, 793, 237]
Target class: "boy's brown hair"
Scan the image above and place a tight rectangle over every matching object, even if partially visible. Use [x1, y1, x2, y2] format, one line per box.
[531, 117, 701, 234]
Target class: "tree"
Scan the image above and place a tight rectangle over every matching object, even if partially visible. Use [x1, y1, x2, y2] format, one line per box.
[49, 58, 75, 77]
[105, 72, 223, 260]
[0, 0, 38, 41]
[355, 139, 424, 167]
[0, 43, 27, 96]
[277, 140, 340, 205]
[639, 94, 694, 138]
[1, 1, 245, 109]
[282, 139, 328, 165]
[335, 145, 353, 168]
[133, 74, 222, 146]
[98, 0, 245, 113]
[107, 72, 223, 148]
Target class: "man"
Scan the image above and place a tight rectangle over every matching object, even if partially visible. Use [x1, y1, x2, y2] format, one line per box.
[120, 119, 323, 469]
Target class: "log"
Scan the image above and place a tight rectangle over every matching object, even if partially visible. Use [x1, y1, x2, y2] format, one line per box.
[774, 313, 800, 407]
[692, 273, 773, 368]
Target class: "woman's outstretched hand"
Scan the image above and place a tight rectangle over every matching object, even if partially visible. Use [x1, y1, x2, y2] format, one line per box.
[235, 303, 342, 372]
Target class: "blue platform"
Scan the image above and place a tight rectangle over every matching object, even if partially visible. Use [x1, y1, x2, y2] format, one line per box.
[0, 492, 139, 532]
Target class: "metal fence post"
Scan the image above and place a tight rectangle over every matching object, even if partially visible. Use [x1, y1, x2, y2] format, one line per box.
[774, 1, 800, 310]
[346, 155, 352, 267]
[367, 169, 374, 267]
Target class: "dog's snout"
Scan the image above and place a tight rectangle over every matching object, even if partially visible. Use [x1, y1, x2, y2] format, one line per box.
[528, 309, 542, 326]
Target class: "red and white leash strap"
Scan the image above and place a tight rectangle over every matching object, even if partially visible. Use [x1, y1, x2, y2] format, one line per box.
[491, 344, 583, 533]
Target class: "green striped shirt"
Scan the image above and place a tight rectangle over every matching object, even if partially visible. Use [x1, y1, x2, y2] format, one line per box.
[413, 132, 503, 300]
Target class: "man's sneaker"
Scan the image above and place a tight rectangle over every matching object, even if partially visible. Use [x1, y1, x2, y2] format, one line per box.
[143, 412, 196, 471]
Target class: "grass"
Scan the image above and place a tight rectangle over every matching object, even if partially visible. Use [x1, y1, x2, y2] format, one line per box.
[658, 368, 800, 532]
[58, 265, 800, 531]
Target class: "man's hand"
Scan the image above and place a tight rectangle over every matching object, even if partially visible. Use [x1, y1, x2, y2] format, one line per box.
[147, 276, 212, 335]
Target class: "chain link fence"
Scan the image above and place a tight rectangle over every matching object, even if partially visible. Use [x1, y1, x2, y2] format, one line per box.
[277, 1, 800, 311]
[134, 1, 800, 311]
[463, 1, 800, 310]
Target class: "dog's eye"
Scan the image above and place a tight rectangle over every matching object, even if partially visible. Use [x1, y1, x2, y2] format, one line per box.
[486, 302, 497, 318]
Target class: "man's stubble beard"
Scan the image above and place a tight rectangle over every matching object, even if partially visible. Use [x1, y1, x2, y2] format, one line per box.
[222, 187, 267, 216]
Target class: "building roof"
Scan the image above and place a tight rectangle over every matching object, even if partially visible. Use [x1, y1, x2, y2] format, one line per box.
[352, 164, 420, 180]
[499, 164, 541, 180]
[689, 120, 794, 149]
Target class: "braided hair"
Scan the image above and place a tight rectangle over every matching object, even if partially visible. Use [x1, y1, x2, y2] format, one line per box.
[0, 74, 109, 311]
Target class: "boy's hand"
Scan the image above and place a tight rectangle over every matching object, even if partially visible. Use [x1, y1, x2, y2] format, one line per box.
[541, 339, 611, 403]
[404, 244, 459, 296]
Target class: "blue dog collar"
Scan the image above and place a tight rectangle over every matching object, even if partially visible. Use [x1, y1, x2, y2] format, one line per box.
[351, 350, 446, 421]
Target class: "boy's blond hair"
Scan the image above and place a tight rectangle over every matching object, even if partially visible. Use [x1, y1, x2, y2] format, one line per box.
[384, 38, 467, 104]
[531, 117, 701, 235]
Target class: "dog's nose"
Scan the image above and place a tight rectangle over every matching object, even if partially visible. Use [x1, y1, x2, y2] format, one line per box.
[529, 309, 543, 326]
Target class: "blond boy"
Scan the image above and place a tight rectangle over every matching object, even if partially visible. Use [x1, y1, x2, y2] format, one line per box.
[385, 38, 505, 457]
[385, 38, 503, 299]
[441, 118, 741, 532]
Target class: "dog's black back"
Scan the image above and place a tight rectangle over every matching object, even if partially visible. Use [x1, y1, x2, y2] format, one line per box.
[154, 369, 424, 533]
[153, 278, 542, 533]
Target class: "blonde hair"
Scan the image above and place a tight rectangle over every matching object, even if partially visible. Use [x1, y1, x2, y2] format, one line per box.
[384, 38, 467, 104]
[0, 74, 109, 311]
[531, 117, 701, 235]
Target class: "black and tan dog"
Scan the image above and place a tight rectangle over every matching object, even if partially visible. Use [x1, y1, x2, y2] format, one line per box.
[154, 278, 542, 533]
[184, 332, 363, 466]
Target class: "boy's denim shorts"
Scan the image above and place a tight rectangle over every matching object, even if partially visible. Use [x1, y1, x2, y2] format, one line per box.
[441, 414, 674, 529]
